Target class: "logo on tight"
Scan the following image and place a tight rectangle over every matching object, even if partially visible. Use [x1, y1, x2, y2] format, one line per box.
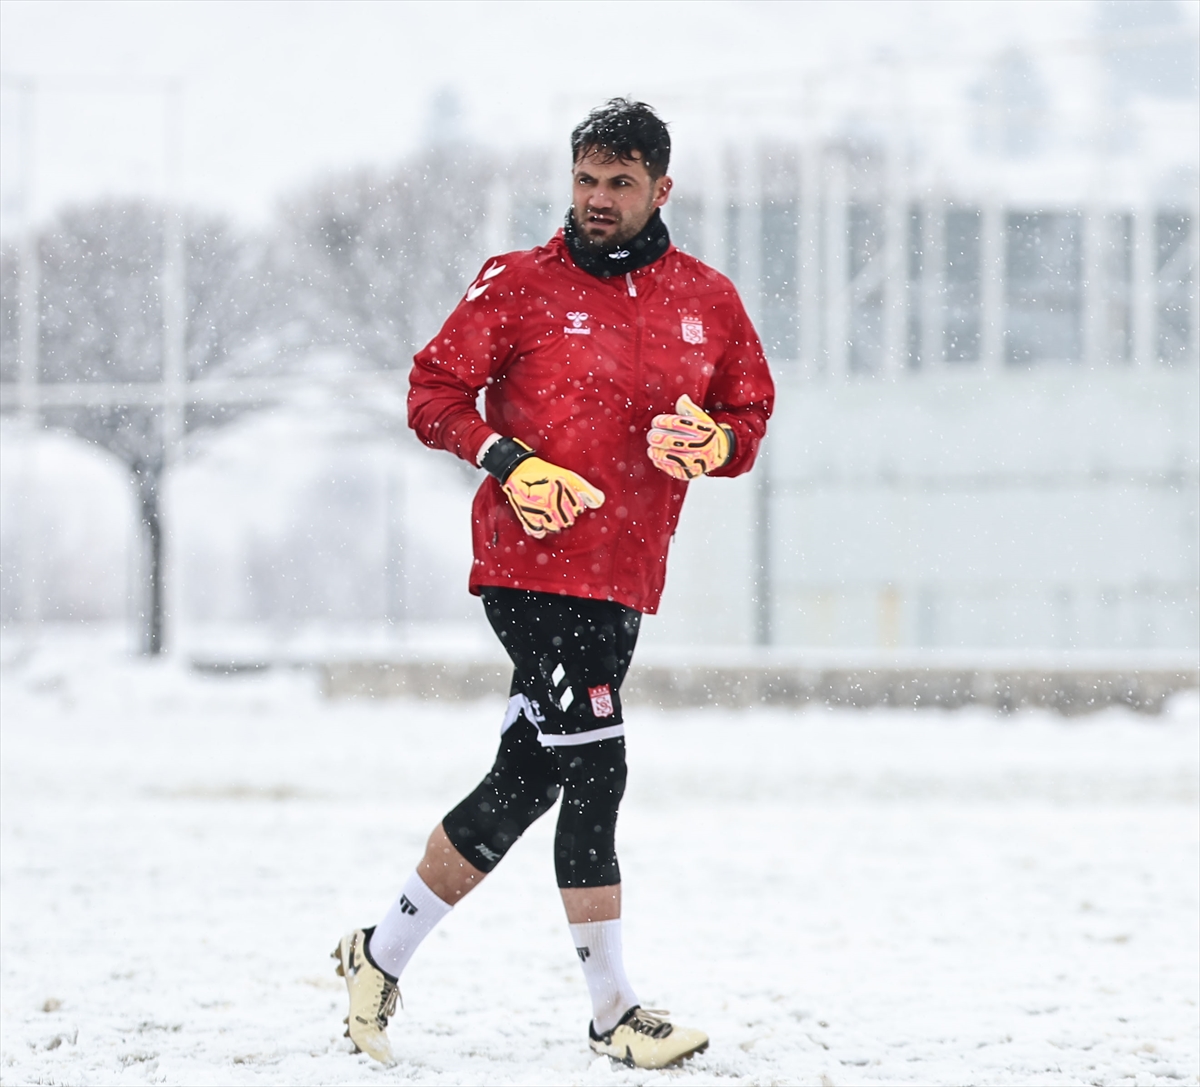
[475, 843, 501, 862]
[589, 684, 614, 718]
[576, 946, 591, 962]
[399, 895, 418, 915]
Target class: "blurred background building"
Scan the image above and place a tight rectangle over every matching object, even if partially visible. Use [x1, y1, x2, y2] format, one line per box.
[0, 0, 1196, 661]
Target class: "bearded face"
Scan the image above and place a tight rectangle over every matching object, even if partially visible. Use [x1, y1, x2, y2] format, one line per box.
[570, 147, 672, 251]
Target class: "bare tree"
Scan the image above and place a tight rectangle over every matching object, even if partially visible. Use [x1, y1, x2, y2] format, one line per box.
[2, 142, 520, 651]
[29, 200, 271, 652]
[272, 146, 498, 368]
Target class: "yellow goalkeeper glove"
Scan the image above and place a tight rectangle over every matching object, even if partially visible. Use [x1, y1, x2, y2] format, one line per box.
[480, 436, 605, 539]
[646, 394, 735, 480]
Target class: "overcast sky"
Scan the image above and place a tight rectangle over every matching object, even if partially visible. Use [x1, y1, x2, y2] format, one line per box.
[3, 0, 1192, 230]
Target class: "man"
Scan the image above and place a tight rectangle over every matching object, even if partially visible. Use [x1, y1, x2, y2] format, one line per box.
[333, 98, 774, 1070]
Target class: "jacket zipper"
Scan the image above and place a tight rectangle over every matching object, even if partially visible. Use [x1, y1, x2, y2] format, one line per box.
[611, 270, 644, 589]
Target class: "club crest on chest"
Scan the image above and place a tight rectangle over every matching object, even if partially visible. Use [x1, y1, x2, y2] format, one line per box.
[680, 314, 706, 345]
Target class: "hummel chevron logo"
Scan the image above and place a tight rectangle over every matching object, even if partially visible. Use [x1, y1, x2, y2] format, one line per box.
[576, 946, 591, 962]
[475, 842, 501, 862]
[399, 895, 418, 916]
[466, 262, 506, 301]
[551, 662, 574, 711]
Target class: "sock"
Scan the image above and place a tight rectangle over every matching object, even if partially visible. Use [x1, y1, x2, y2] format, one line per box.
[367, 871, 452, 979]
[569, 919, 639, 1034]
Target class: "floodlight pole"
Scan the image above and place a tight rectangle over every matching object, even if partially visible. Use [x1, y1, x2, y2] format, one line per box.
[920, 191, 946, 369]
[798, 137, 821, 380]
[979, 194, 1005, 371]
[162, 81, 186, 464]
[15, 76, 42, 638]
[880, 57, 908, 377]
[881, 146, 907, 376]
[1131, 198, 1156, 367]
[145, 78, 187, 657]
[825, 152, 850, 378]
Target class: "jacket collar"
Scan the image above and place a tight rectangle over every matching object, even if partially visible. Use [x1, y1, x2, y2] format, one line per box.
[560, 208, 671, 279]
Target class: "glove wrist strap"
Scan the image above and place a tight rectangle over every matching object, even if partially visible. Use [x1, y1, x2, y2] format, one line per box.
[481, 436, 537, 483]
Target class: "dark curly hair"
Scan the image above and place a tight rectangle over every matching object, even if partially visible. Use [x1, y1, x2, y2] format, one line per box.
[570, 98, 671, 179]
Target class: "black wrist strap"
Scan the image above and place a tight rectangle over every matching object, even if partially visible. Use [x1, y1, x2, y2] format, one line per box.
[481, 436, 537, 483]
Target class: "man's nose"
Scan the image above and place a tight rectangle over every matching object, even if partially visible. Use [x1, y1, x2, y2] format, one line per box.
[588, 187, 615, 208]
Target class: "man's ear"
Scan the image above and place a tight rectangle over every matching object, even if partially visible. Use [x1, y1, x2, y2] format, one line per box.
[653, 175, 673, 209]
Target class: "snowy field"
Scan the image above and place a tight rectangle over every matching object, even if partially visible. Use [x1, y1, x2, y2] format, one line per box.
[1, 638, 1197, 1087]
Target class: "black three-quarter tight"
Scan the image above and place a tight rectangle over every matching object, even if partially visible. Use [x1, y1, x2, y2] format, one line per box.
[441, 587, 640, 888]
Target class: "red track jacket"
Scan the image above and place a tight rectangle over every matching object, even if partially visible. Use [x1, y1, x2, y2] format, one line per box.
[408, 230, 774, 614]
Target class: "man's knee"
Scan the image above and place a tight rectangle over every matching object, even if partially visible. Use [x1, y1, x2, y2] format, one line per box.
[443, 721, 561, 873]
[554, 738, 627, 888]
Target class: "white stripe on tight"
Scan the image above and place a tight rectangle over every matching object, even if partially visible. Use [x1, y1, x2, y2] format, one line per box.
[536, 723, 626, 747]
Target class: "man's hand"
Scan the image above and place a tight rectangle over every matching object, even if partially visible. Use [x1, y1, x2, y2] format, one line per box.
[482, 436, 605, 539]
[647, 395, 734, 480]
[504, 452, 605, 539]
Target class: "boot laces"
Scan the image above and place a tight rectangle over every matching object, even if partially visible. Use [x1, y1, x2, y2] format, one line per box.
[375, 981, 399, 1027]
[628, 1007, 673, 1039]
[353, 928, 401, 1027]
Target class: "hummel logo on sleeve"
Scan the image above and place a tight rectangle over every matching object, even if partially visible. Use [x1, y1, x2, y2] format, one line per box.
[475, 843, 502, 863]
[398, 895, 418, 915]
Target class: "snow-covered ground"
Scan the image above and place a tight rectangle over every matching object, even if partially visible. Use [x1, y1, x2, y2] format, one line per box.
[1, 638, 1197, 1086]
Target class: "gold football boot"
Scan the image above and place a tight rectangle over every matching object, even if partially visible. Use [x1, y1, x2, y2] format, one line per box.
[588, 1006, 709, 1069]
[331, 927, 399, 1064]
